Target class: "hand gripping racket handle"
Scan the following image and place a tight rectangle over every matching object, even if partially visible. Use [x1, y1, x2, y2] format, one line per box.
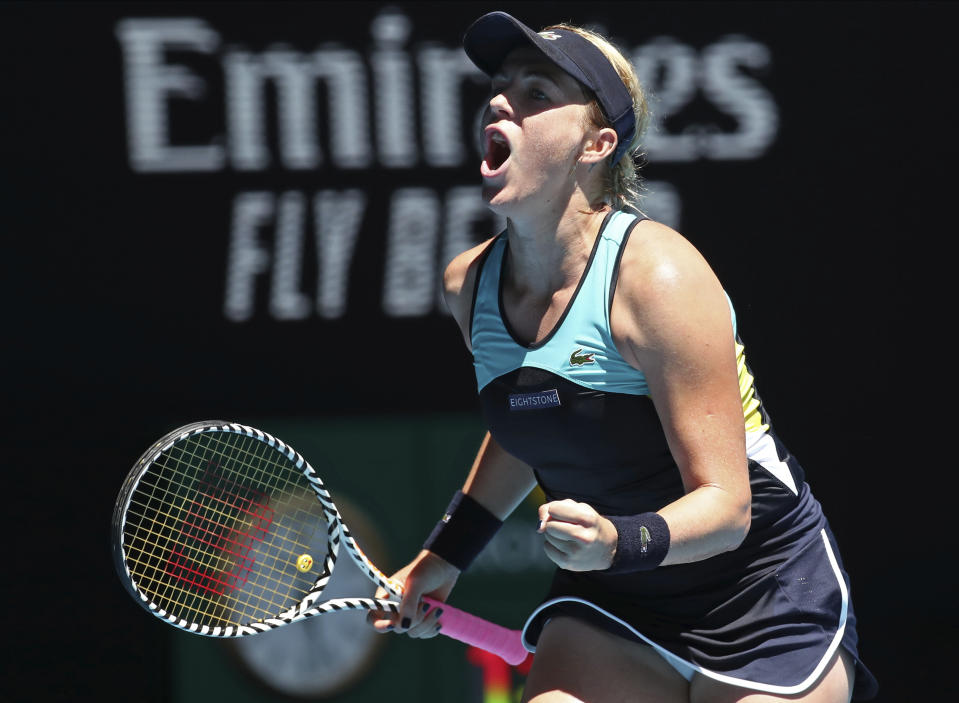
[423, 596, 528, 665]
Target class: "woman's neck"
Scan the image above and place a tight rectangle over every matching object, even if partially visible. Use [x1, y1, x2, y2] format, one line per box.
[504, 199, 611, 298]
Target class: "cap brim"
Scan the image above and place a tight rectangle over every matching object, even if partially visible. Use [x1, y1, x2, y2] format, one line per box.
[463, 11, 594, 90]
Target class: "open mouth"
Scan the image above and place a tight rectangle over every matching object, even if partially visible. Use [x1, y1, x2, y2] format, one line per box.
[482, 129, 511, 175]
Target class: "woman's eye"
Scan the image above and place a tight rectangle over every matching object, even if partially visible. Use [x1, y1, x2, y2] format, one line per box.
[530, 88, 548, 101]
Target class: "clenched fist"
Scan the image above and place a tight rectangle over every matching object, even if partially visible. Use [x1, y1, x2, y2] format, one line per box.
[537, 499, 619, 571]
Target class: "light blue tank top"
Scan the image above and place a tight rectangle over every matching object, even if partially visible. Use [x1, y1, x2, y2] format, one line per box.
[471, 210, 739, 396]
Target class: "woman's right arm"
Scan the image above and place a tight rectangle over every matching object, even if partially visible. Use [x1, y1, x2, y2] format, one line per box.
[367, 242, 537, 638]
[373, 433, 536, 637]
[441, 239, 538, 523]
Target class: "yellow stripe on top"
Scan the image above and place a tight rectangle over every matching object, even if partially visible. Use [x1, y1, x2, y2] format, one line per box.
[736, 341, 769, 435]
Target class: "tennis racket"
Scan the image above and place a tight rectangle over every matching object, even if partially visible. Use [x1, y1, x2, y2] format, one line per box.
[112, 421, 527, 665]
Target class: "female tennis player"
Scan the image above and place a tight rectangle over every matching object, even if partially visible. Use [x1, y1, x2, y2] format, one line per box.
[368, 11, 878, 702]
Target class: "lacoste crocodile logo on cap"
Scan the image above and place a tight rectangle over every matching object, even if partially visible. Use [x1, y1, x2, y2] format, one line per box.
[538, 31, 562, 40]
[569, 349, 596, 366]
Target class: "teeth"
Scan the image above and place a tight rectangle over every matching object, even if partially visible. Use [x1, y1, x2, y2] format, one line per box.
[490, 132, 507, 145]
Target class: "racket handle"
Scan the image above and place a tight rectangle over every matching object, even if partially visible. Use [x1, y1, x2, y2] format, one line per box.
[423, 596, 528, 666]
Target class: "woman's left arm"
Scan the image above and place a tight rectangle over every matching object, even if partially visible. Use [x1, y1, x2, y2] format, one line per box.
[612, 221, 751, 565]
[536, 221, 752, 572]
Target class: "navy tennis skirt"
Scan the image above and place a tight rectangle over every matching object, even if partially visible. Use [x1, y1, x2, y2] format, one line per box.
[522, 518, 879, 699]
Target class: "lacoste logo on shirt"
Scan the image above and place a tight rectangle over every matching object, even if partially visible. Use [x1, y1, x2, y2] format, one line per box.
[569, 349, 596, 366]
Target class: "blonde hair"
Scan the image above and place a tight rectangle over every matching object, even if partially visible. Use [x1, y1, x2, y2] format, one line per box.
[545, 23, 650, 212]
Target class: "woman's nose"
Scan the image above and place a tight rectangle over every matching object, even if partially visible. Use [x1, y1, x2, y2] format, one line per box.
[488, 91, 511, 118]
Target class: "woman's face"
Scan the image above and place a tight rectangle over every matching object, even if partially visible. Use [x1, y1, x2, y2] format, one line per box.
[480, 47, 594, 215]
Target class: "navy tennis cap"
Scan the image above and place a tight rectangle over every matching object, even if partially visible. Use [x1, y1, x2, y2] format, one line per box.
[463, 11, 636, 164]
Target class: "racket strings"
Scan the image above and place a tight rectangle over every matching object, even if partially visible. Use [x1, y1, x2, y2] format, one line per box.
[182, 431, 327, 615]
[164, 433, 290, 621]
[127, 434, 261, 604]
[123, 429, 335, 628]
[161, 434, 321, 622]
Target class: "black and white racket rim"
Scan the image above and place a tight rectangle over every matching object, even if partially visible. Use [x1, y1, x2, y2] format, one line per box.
[112, 421, 397, 637]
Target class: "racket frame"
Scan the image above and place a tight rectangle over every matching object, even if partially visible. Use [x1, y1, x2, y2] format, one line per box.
[112, 421, 401, 637]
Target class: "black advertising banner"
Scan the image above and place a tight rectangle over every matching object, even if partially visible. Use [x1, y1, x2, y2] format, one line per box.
[3, 2, 954, 701]
[11, 1, 807, 419]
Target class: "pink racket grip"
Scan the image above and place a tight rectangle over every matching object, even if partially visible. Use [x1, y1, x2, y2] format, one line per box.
[423, 596, 528, 665]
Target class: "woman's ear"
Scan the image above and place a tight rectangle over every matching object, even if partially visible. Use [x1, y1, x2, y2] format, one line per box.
[580, 127, 618, 165]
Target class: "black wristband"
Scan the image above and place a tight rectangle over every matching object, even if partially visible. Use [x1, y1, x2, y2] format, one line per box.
[422, 491, 503, 571]
[602, 511, 670, 573]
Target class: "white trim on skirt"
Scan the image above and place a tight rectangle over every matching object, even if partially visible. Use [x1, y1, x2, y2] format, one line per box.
[521, 529, 848, 695]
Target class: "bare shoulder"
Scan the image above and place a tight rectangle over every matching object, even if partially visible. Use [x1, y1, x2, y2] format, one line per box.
[620, 219, 719, 295]
[443, 236, 498, 348]
[613, 219, 731, 357]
